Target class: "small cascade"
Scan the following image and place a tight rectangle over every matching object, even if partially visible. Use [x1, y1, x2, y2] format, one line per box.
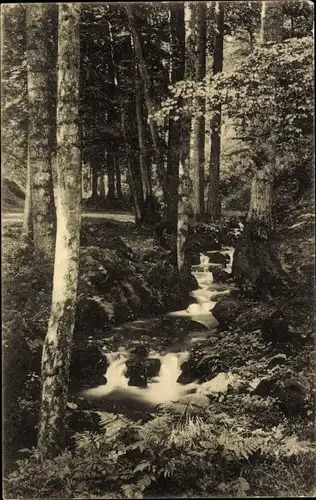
[81, 351, 193, 406]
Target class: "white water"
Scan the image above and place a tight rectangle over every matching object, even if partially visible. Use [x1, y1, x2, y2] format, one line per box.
[81, 250, 235, 407]
[168, 249, 234, 325]
[81, 351, 194, 406]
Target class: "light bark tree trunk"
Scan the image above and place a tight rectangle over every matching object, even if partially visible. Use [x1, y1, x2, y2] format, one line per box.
[125, 4, 167, 203]
[38, 3, 81, 459]
[166, 2, 185, 232]
[206, 1, 224, 220]
[26, 4, 56, 259]
[177, 3, 195, 272]
[191, 2, 206, 220]
[232, 1, 287, 297]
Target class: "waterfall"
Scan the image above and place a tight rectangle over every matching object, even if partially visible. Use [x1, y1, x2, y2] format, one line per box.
[81, 351, 193, 405]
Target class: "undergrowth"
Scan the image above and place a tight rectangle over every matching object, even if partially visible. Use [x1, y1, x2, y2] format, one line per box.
[4, 408, 316, 499]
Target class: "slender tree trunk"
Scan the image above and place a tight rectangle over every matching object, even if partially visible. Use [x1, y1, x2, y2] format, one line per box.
[26, 4, 56, 259]
[125, 4, 167, 203]
[207, 1, 224, 219]
[191, 2, 206, 220]
[134, 64, 151, 200]
[22, 147, 33, 239]
[232, 2, 286, 297]
[98, 172, 106, 198]
[177, 3, 194, 272]
[107, 154, 115, 200]
[166, 3, 185, 232]
[122, 109, 142, 224]
[115, 158, 123, 199]
[38, 3, 81, 459]
[91, 165, 98, 199]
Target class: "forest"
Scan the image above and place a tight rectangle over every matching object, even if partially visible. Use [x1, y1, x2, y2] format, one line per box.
[1, 1, 315, 498]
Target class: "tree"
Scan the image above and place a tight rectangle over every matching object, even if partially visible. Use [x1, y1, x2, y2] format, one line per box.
[232, 1, 286, 296]
[134, 63, 152, 200]
[125, 4, 168, 203]
[191, 1, 206, 220]
[206, 1, 224, 219]
[177, 3, 195, 272]
[26, 4, 56, 258]
[38, 3, 81, 459]
[166, 2, 185, 232]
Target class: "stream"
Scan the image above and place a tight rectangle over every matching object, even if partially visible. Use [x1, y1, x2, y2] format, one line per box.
[80, 246, 237, 414]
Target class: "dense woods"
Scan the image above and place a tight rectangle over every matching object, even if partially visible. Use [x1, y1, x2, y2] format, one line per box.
[2, 1, 315, 498]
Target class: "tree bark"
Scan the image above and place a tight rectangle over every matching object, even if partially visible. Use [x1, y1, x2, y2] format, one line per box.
[22, 146, 33, 240]
[26, 4, 56, 259]
[38, 3, 81, 459]
[115, 158, 123, 199]
[98, 172, 106, 198]
[232, 1, 286, 298]
[134, 64, 151, 200]
[166, 2, 185, 232]
[125, 4, 168, 203]
[91, 165, 98, 200]
[177, 3, 194, 273]
[191, 2, 206, 220]
[207, 1, 224, 220]
[107, 154, 115, 200]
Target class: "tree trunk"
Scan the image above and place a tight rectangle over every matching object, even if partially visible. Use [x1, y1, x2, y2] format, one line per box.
[22, 147, 33, 240]
[26, 4, 56, 259]
[166, 2, 185, 232]
[38, 3, 81, 459]
[191, 2, 206, 220]
[232, 1, 286, 298]
[91, 165, 98, 199]
[115, 158, 123, 199]
[134, 64, 151, 200]
[125, 4, 167, 203]
[122, 109, 142, 224]
[207, 1, 224, 220]
[107, 154, 115, 200]
[98, 172, 106, 198]
[177, 3, 194, 273]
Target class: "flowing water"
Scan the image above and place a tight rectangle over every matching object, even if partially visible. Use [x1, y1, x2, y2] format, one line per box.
[81, 247, 235, 410]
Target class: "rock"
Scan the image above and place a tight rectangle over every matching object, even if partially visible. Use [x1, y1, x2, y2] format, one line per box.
[131, 346, 149, 358]
[145, 358, 161, 378]
[197, 372, 239, 395]
[205, 251, 229, 265]
[253, 374, 307, 416]
[69, 343, 108, 387]
[212, 297, 240, 327]
[212, 267, 232, 284]
[170, 393, 210, 415]
[267, 353, 288, 369]
[261, 317, 291, 344]
[126, 359, 147, 388]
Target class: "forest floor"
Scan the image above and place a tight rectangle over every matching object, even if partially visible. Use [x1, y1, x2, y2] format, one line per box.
[2, 196, 315, 498]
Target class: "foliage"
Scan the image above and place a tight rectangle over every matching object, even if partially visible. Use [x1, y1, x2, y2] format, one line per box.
[5, 407, 316, 499]
[153, 37, 313, 150]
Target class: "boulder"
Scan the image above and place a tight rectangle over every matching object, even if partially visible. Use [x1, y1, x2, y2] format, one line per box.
[69, 342, 108, 387]
[144, 358, 161, 378]
[267, 353, 288, 369]
[126, 358, 147, 388]
[212, 297, 240, 327]
[205, 251, 229, 265]
[253, 373, 307, 416]
[170, 393, 210, 415]
[212, 267, 232, 284]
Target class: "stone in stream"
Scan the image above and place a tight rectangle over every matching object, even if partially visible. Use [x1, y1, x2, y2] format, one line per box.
[69, 343, 108, 387]
[211, 297, 240, 327]
[205, 251, 230, 265]
[212, 267, 232, 284]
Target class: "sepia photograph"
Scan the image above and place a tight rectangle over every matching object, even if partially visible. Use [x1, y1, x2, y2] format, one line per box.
[1, 1, 315, 498]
